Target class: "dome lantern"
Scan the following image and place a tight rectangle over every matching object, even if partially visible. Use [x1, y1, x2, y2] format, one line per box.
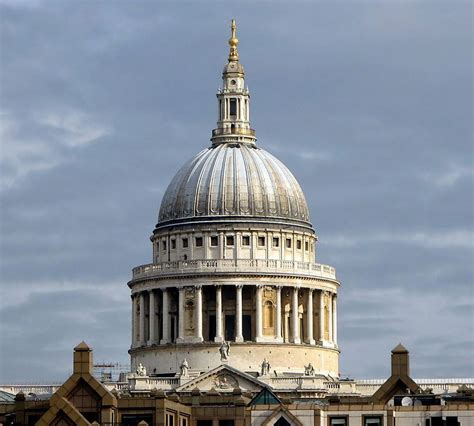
[212, 19, 256, 145]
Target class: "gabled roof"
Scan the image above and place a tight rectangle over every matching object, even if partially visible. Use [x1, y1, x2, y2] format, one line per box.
[0, 390, 15, 403]
[372, 375, 420, 404]
[175, 364, 265, 393]
[249, 387, 281, 406]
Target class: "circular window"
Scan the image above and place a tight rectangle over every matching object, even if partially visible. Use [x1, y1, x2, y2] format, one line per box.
[230, 79, 236, 85]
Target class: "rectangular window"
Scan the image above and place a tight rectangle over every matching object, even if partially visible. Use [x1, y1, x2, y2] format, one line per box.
[305, 241, 309, 251]
[211, 236, 218, 246]
[273, 237, 279, 247]
[195, 237, 203, 247]
[220, 421, 235, 426]
[286, 238, 292, 248]
[156, 241, 160, 251]
[242, 235, 250, 246]
[296, 240, 302, 250]
[258, 236, 265, 247]
[171, 239, 176, 250]
[163, 240, 167, 251]
[329, 417, 348, 426]
[364, 416, 382, 426]
[229, 98, 237, 116]
[180, 416, 189, 426]
[226, 235, 235, 246]
[182, 238, 188, 248]
[166, 412, 175, 426]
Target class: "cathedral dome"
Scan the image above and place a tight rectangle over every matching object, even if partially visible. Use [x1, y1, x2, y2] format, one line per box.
[157, 142, 311, 227]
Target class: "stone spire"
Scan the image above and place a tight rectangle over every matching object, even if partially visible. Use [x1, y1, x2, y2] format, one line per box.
[211, 19, 256, 145]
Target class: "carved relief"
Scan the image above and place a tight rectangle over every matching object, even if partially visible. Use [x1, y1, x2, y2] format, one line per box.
[214, 373, 238, 390]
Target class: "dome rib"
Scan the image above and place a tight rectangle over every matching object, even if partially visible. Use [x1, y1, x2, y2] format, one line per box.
[157, 143, 311, 227]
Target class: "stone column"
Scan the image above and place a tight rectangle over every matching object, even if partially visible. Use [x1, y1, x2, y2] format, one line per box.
[306, 289, 315, 345]
[275, 286, 283, 342]
[333, 294, 338, 347]
[139, 292, 146, 346]
[195, 285, 203, 341]
[328, 292, 333, 343]
[255, 285, 263, 341]
[131, 294, 136, 348]
[291, 287, 301, 344]
[177, 287, 185, 342]
[160, 289, 170, 344]
[148, 290, 156, 345]
[319, 290, 325, 344]
[235, 285, 243, 342]
[215, 286, 223, 342]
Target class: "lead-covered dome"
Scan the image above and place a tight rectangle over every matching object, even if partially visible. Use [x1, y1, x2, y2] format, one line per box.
[157, 143, 311, 227]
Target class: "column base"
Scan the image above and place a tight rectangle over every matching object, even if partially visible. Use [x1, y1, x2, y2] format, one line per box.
[306, 339, 316, 345]
[147, 340, 158, 346]
[291, 338, 301, 344]
[214, 336, 224, 343]
[234, 336, 244, 342]
[175, 337, 185, 344]
[160, 339, 170, 345]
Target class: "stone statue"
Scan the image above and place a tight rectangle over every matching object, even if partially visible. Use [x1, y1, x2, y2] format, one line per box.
[136, 363, 147, 377]
[219, 341, 230, 361]
[261, 358, 271, 376]
[180, 358, 189, 377]
[304, 363, 315, 376]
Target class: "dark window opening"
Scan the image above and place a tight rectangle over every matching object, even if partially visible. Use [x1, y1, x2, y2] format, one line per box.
[243, 315, 252, 341]
[296, 240, 302, 250]
[226, 235, 235, 246]
[208, 315, 216, 341]
[163, 240, 167, 251]
[330, 417, 348, 426]
[225, 315, 235, 341]
[242, 235, 250, 246]
[305, 241, 309, 251]
[197, 420, 213, 426]
[182, 238, 188, 248]
[171, 239, 176, 250]
[273, 237, 279, 247]
[258, 236, 265, 246]
[211, 236, 218, 246]
[156, 242, 160, 251]
[195, 237, 203, 247]
[229, 98, 237, 116]
[220, 421, 235, 426]
[286, 238, 292, 248]
[275, 418, 291, 426]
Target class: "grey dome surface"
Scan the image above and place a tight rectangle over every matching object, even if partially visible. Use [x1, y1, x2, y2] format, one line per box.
[158, 143, 311, 225]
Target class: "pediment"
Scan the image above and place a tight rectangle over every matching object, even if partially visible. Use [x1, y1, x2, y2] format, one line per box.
[176, 364, 265, 393]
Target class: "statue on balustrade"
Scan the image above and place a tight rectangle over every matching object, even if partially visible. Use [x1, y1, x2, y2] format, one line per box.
[261, 358, 271, 376]
[219, 341, 230, 361]
[304, 362, 315, 376]
[180, 358, 189, 377]
[136, 363, 147, 377]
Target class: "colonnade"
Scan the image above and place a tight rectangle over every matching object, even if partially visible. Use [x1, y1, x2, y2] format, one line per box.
[131, 285, 337, 349]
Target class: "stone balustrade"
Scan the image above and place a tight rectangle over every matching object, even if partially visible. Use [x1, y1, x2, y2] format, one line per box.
[132, 259, 337, 281]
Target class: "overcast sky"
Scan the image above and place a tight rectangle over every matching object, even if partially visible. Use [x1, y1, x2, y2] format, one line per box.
[0, 1, 472, 383]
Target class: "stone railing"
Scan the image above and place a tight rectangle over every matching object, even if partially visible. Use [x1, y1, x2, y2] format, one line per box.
[212, 127, 256, 137]
[0, 384, 62, 396]
[128, 376, 180, 392]
[132, 259, 336, 281]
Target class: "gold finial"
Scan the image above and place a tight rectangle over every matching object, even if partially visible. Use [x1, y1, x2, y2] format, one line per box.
[228, 19, 239, 61]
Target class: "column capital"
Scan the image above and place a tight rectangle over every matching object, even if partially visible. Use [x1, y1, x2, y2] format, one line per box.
[235, 284, 243, 289]
[148, 289, 154, 294]
[194, 284, 203, 290]
[214, 284, 222, 290]
[308, 288, 314, 294]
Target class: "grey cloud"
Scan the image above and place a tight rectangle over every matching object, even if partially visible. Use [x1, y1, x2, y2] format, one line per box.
[0, 1, 472, 381]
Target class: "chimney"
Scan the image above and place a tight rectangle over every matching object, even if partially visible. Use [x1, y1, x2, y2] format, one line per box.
[391, 343, 409, 377]
[73, 341, 93, 374]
